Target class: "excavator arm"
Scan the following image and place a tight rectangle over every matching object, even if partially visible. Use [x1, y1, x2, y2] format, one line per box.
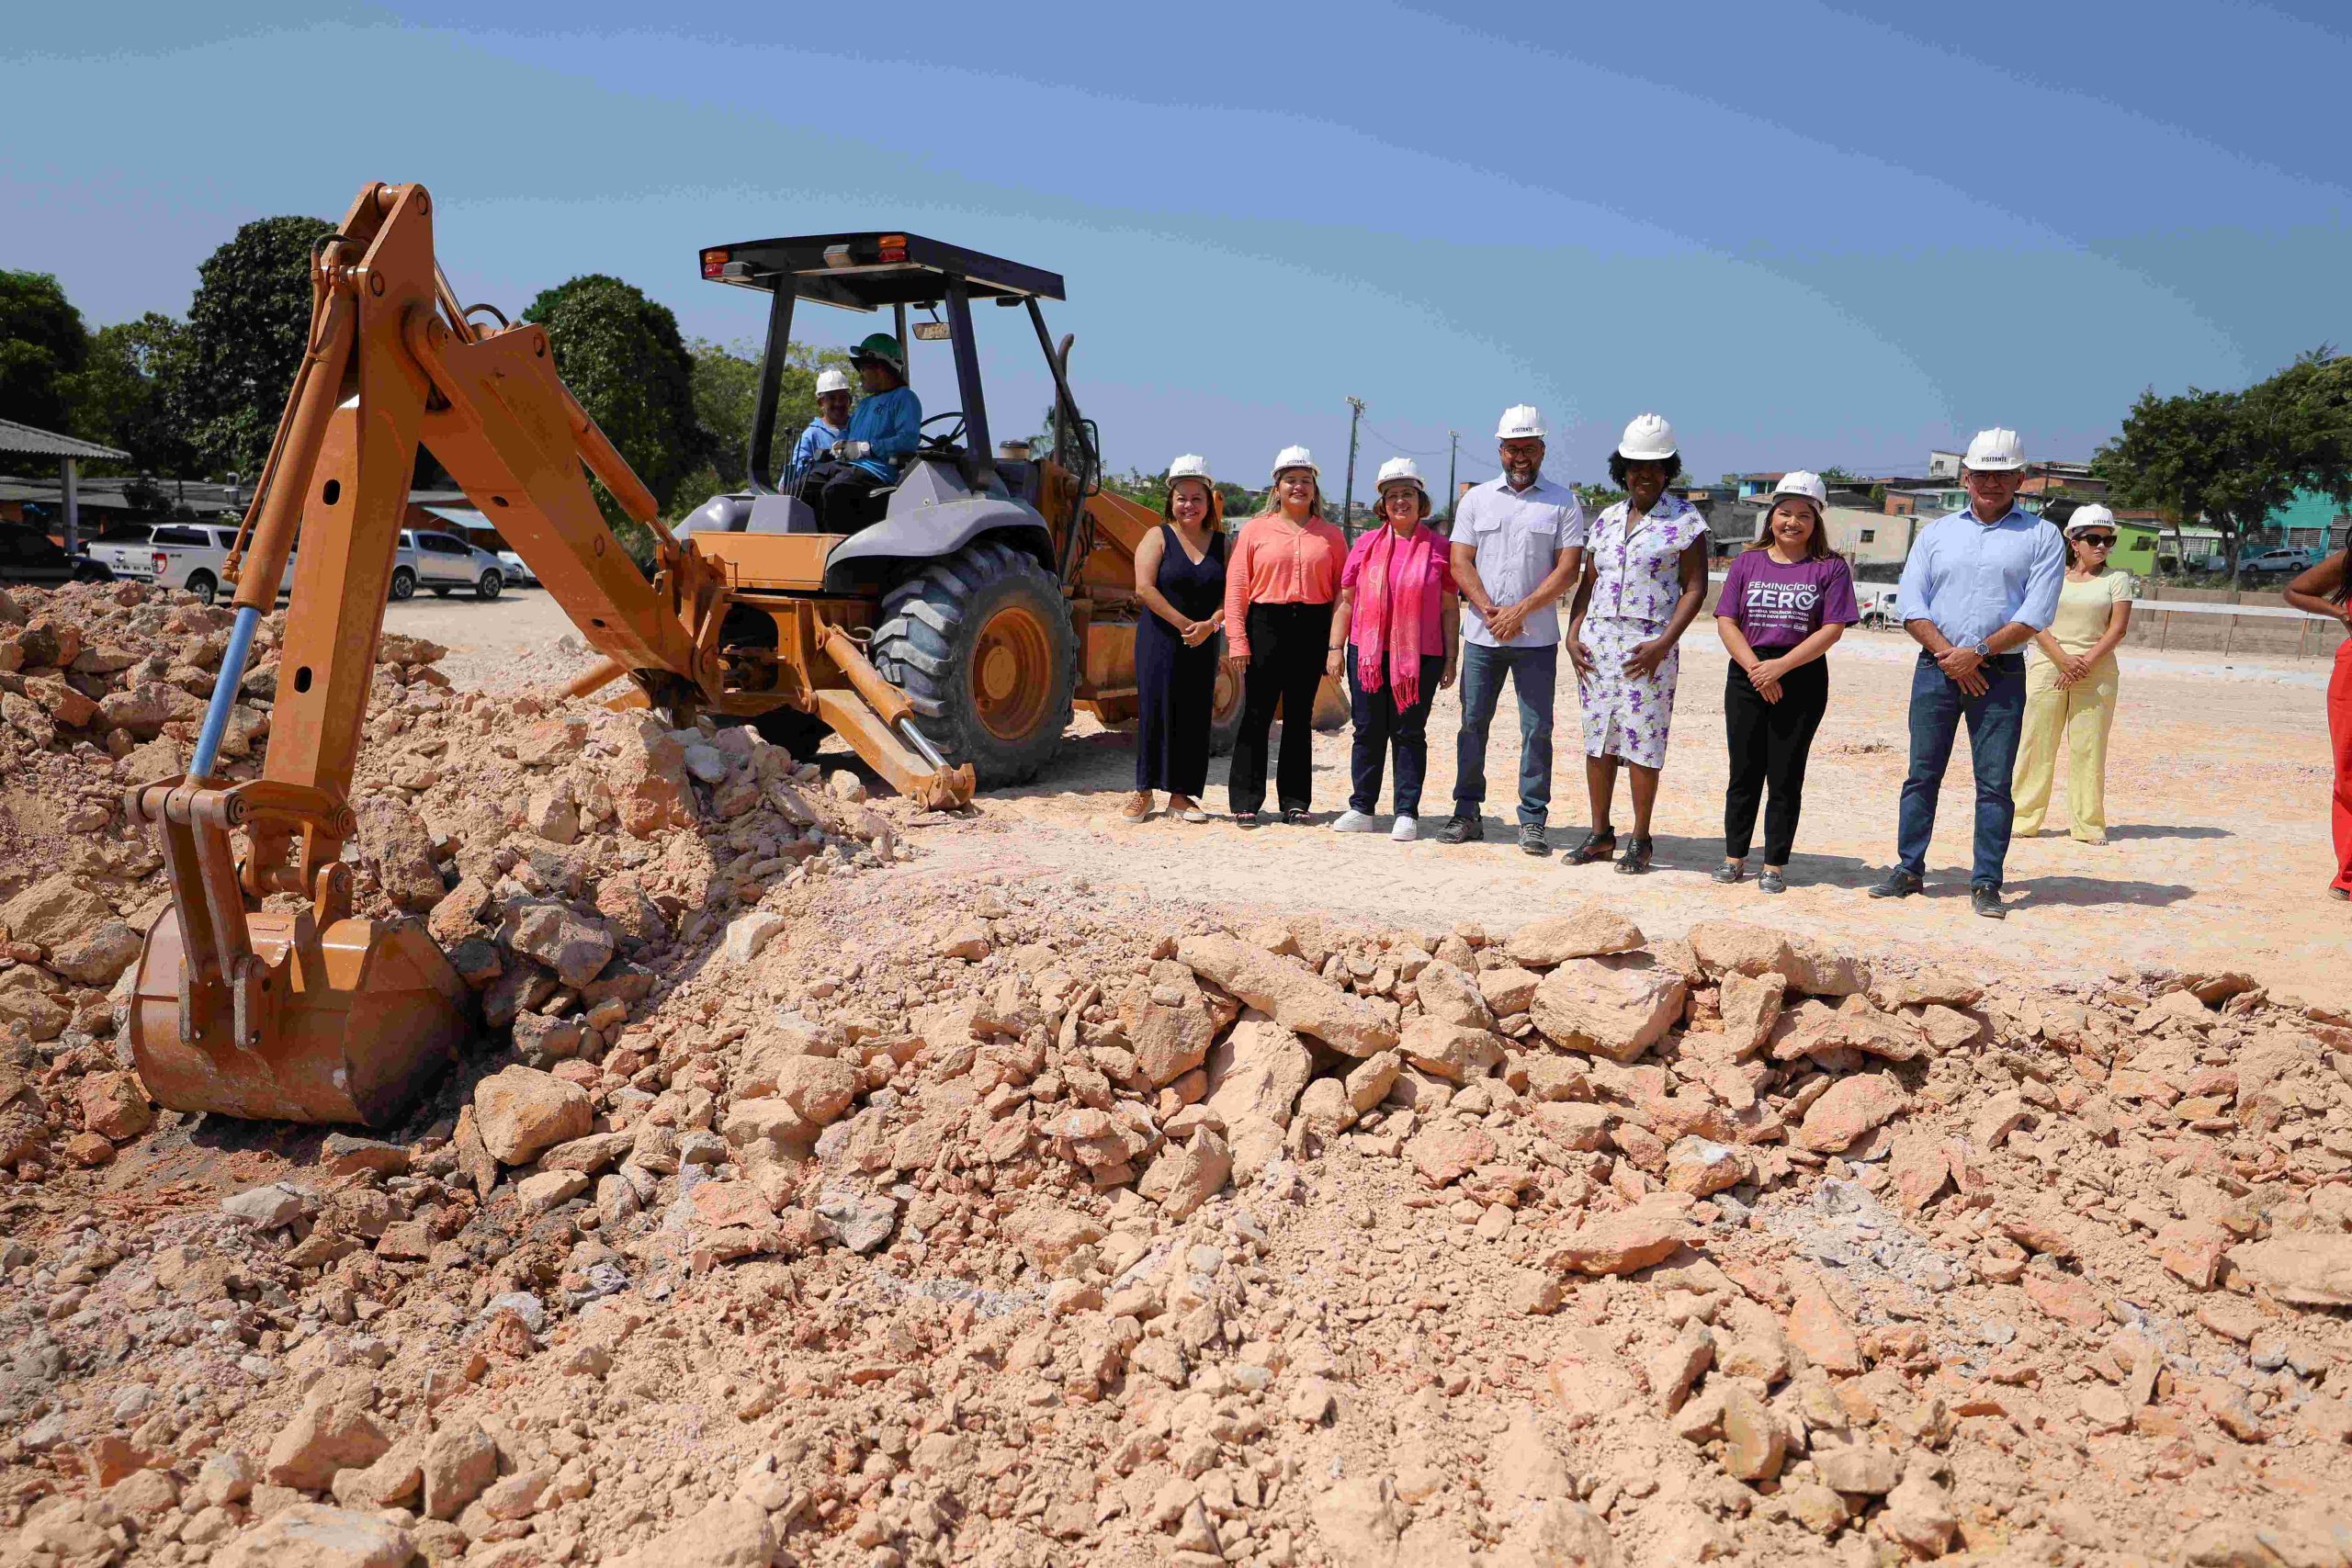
[119, 180, 954, 1127]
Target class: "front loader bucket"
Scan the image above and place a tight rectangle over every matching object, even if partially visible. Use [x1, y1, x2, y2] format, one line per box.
[127, 908, 469, 1127]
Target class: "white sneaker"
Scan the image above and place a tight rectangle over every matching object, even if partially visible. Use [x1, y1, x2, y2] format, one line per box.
[1391, 816, 1419, 842]
[1332, 809, 1381, 833]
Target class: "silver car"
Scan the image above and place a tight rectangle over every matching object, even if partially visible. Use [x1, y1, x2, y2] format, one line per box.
[390, 529, 505, 601]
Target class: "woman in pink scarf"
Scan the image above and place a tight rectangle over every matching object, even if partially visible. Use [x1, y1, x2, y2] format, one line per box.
[1327, 458, 1460, 840]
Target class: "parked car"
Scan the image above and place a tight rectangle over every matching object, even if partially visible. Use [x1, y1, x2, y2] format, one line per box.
[494, 549, 538, 588]
[1, 526, 115, 587]
[2238, 546, 2318, 580]
[390, 530, 504, 601]
[1857, 585, 1903, 630]
[89, 522, 252, 603]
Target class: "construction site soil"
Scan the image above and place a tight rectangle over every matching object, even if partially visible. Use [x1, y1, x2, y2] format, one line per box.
[6, 581, 2352, 1568]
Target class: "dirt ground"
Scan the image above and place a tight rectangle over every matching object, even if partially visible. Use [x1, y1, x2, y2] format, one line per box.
[394, 590, 2351, 1013]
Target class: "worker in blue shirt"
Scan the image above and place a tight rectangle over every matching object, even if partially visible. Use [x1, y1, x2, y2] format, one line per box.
[1869, 426, 2065, 919]
[786, 367, 854, 487]
[814, 333, 922, 531]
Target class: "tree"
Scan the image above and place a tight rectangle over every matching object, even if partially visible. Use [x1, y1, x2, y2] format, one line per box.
[171, 216, 336, 477]
[61, 313, 191, 477]
[2096, 349, 2352, 579]
[1819, 466, 1859, 485]
[668, 336, 854, 507]
[524, 275, 704, 562]
[0, 270, 89, 431]
[1576, 483, 1628, 512]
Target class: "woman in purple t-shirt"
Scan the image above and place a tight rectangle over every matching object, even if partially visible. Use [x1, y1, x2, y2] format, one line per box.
[1712, 472, 1860, 892]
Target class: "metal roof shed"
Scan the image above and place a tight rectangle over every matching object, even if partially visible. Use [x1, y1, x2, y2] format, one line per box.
[0, 417, 130, 552]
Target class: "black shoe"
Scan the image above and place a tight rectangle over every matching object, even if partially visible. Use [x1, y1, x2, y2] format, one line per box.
[1868, 869, 1923, 899]
[1614, 837, 1654, 875]
[1713, 861, 1745, 885]
[1518, 823, 1549, 856]
[1564, 829, 1617, 865]
[1758, 868, 1787, 895]
[1281, 807, 1313, 826]
[1437, 815, 1483, 845]
[1973, 885, 2007, 919]
[1236, 811, 1261, 830]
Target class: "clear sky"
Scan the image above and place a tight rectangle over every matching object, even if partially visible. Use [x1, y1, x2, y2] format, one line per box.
[6, 0, 2347, 495]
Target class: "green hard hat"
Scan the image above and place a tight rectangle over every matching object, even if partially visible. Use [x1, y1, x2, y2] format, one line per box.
[848, 332, 905, 369]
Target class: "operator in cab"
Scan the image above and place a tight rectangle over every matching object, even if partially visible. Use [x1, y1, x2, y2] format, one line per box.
[787, 367, 855, 485]
[814, 333, 922, 531]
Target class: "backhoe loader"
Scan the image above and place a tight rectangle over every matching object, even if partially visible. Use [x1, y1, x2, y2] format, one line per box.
[123, 181, 1235, 1126]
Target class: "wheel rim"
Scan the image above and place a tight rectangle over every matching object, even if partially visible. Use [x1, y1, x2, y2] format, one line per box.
[971, 604, 1053, 743]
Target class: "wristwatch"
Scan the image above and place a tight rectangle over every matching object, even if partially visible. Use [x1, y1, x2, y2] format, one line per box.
[1971, 640, 1992, 659]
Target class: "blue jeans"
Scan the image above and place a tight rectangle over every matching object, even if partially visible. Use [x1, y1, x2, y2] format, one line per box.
[1453, 642, 1556, 827]
[1897, 651, 2027, 889]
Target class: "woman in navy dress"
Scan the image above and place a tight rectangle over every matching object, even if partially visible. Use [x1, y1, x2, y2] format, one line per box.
[1126, 454, 1228, 821]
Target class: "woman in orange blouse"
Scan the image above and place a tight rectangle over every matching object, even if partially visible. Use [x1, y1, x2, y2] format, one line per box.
[1223, 446, 1349, 826]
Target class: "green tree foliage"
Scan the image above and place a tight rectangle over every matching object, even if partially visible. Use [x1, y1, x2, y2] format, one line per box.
[667, 337, 854, 508]
[524, 275, 705, 564]
[0, 270, 90, 431]
[2095, 349, 2352, 576]
[61, 314, 190, 476]
[1576, 483, 1628, 512]
[172, 216, 336, 477]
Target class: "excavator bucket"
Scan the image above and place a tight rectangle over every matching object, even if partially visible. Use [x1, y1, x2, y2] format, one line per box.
[126, 907, 469, 1127]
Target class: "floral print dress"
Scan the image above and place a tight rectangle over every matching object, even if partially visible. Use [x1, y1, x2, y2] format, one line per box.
[1576, 493, 1711, 768]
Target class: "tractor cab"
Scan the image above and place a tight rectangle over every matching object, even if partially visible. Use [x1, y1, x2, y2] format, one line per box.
[682, 231, 1098, 596]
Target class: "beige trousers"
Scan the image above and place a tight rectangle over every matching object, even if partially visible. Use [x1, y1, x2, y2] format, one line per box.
[2012, 652, 2118, 840]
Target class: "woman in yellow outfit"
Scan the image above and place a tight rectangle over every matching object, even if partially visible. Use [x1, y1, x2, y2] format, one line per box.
[2012, 506, 2133, 843]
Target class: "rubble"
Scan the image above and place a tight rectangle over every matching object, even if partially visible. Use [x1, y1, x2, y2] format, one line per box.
[3, 575, 2351, 1565]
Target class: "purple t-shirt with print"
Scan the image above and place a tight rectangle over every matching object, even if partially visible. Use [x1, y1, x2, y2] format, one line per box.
[1716, 550, 1860, 649]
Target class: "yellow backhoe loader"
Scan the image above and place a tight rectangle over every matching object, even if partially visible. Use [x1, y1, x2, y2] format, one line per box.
[123, 181, 1237, 1126]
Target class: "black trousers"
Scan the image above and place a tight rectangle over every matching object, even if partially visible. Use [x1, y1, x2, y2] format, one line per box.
[813, 463, 890, 531]
[1228, 601, 1332, 816]
[1723, 654, 1829, 864]
[1348, 653, 1443, 816]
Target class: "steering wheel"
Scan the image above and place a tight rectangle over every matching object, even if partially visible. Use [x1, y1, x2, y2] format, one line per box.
[918, 412, 967, 453]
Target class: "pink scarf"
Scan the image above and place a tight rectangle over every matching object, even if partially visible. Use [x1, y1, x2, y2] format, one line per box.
[1352, 523, 1441, 710]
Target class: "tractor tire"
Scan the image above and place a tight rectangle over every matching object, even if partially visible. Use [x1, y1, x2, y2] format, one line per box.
[1207, 631, 1245, 756]
[870, 540, 1075, 787]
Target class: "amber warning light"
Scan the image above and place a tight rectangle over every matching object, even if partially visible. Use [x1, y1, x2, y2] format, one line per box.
[877, 234, 908, 263]
[700, 249, 729, 278]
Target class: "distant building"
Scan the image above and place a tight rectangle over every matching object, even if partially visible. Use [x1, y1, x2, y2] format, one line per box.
[1927, 449, 1963, 479]
[2261, 488, 2352, 552]
[1823, 506, 1917, 566]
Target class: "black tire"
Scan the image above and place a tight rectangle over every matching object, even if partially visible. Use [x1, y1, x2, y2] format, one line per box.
[475, 571, 503, 601]
[1207, 631, 1245, 756]
[186, 570, 218, 606]
[870, 539, 1075, 786]
[389, 567, 416, 602]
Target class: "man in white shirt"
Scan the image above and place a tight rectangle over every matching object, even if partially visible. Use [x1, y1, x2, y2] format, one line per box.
[1441, 405, 1589, 854]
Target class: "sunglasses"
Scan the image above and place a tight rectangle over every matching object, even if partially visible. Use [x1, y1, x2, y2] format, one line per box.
[2075, 535, 2116, 546]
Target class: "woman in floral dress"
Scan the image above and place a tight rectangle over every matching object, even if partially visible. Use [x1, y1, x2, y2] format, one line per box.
[1565, 412, 1712, 874]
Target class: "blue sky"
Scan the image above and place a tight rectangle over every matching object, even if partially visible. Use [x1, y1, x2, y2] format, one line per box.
[6, 0, 2347, 493]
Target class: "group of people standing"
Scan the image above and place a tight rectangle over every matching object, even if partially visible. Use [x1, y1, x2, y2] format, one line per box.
[1124, 411, 2352, 914]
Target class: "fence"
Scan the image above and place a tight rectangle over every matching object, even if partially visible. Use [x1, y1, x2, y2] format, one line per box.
[2122, 585, 2347, 660]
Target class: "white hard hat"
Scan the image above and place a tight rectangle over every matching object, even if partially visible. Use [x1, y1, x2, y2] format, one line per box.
[1375, 456, 1426, 493]
[1270, 445, 1319, 479]
[815, 368, 853, 397]
[1495, 404, 1546, 441]
[1617, 412, 1678, 461]
[1167, 453, 1214, 485]
[1962, 427, 2026, 472]
[1771, 470, 1827, 511]
[2065, 503, 2117, 535]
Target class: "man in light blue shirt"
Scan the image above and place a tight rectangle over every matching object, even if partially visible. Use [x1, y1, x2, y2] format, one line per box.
[1870, 427, 2065, 918]
[786, 367, 854, 486]
[1439, 404, 1588, 854]
[814, 333, 922, 531]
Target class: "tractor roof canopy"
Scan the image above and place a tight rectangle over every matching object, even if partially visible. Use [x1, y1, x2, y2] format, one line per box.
[698, 233, 1065, 311]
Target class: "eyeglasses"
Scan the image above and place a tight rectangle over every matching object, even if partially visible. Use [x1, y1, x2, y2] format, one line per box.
[2076, 535, 2115, 547]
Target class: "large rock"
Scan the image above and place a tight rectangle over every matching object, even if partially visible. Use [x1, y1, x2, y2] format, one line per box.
[264, 1394, 392, 1491]
[2228, 1235, 2352, 1307]
[1493, 1498, 1616, 1568]
[1717, 969, 1785, 1055]
[1308, 1476, 1401, 1568]
[353, 800, 445, 915]
[1794, 1073, 1907, 1153]
[76, 1072, 152, 1141]
[1120, 962, 1220, 1087]
[1504, 906, 1645, 967]
[1544, 1202, 1690, 1276]
[213, 1505, 416, 1568]
[1177, 933, 1397, 1057]
[471, 1066, 592, 1166]
[48, 919, 143, 987]
[1529, 955, 1685, 1063]
[502, 902, 615, 989]
[1399, 1017, 1504, 1082]
[1204, 1011, 1313, 1129]
[421, 1423, 498, 1520]
[1686, 920, 1863, 996]
[609, 1496, 775, 1568]
[771, 1055, 858, 1126]
[1412, 961, 1494, 1030]
[0, 874, 113, 951]
[1136, 1128, 1232, 1219]
[607, 717, 700, 839]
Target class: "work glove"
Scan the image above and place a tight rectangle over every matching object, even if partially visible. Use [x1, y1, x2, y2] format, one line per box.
[838, 440, 870, 461]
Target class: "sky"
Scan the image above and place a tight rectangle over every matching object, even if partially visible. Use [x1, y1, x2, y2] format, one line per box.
[6, 0, 2348, 496]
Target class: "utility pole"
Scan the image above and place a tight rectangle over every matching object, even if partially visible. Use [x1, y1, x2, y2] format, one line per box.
[1342, 397, 1364, 537]
[1446, 430, 1459, 525]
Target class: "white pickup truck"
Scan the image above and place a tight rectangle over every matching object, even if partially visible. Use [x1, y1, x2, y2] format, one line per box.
[89, 522, 247, 604]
